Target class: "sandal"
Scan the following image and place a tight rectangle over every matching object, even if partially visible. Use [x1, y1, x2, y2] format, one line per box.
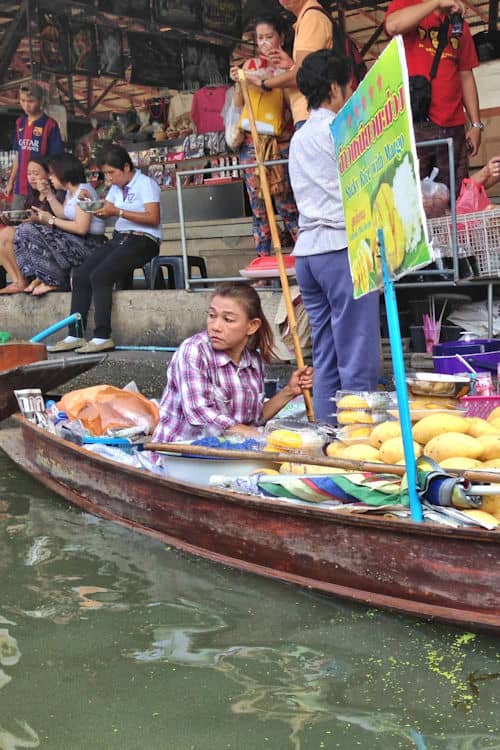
[31, 283, 60, 296]
[0, 282, 28, 295]
[24, 279, 42, 293]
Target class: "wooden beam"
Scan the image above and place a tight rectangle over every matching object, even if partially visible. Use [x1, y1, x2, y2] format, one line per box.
[0, 1, 27, 84]
[463, 0, 489, 23]
[88, 79, 117, 114]
[56, 80, 89, 117]
[361, 23, 387, 57]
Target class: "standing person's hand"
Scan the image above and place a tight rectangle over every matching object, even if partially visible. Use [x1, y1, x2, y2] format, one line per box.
[466, 125, 481, 157]
[267, 48, 294, 70]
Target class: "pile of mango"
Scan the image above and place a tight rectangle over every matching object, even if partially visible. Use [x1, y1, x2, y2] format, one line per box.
[325, 408, 500, 522]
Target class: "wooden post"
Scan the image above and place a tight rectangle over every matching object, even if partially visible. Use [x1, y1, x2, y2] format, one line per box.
[238, 69, 315, 422]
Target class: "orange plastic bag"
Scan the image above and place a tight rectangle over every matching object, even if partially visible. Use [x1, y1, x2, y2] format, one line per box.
[58, 385, 159, 436]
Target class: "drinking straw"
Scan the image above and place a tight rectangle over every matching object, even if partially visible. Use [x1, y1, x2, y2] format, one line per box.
[238, 69, 314, 422]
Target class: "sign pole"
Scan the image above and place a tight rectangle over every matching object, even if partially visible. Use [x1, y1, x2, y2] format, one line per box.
[378, 228, 423, 522]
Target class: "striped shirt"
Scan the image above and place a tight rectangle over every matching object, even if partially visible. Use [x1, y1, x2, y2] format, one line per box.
[152, 331, 265, 444]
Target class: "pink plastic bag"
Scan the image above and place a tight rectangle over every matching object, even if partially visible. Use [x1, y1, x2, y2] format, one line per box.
[456, 178, 492, 215]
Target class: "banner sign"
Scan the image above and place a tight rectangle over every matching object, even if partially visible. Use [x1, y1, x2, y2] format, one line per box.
[331, 37, 432, 298]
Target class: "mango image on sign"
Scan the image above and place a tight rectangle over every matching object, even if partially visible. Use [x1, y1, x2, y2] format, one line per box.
[346, 192, 375, 294]
[372, 182, 405, 273]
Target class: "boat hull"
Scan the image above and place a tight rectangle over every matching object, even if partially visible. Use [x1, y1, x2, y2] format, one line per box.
[1, 419, 499, 632]
[0, 354, 105, 421]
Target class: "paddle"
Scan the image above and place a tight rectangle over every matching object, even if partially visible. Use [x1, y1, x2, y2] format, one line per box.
[237, 69, 315, 423]
[143, 441, 500, 484]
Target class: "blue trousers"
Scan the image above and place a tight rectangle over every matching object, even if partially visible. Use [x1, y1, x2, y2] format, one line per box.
[295, 250, 381, 423]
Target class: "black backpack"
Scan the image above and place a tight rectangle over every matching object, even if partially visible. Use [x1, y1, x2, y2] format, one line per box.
[302, 6, 368, 89]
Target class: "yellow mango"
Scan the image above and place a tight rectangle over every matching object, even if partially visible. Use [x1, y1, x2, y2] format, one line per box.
[326, 442, 344, 457]
[424, 432, 483, 463]
[372, 183, 405, 272]
[487, 417, 500, 431]
[465, 417, 498, 437]
[279, 462, 345, 475]
[412, 414, 469, 445]
[369, 421, 402, 448]
[480, 495, 500, 516]
[379, 437, 422, 464]
[338, 425, 372, 439]
[337, 410, 375, 425]
[334, 443, 380, 462]
[480, 458, 500, 470]
[477, 435, 500, 460]
[266, 429, 303, 450]
[439, 457, 483, 470]
[487, 406, 500, 422]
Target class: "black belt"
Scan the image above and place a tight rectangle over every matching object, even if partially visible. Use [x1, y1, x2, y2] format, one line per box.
[115, 230, 160, 244]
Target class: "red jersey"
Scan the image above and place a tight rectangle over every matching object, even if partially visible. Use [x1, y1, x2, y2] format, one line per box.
[13, 113, 63, 195]
[386, 0, 479, 127]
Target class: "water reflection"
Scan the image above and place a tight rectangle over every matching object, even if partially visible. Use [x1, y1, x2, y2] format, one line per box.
[0, 451, 499, 750]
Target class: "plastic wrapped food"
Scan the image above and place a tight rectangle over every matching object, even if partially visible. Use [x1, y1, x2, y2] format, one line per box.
[58, 385, 159, 436]
[421, 168, 450, 219]
[264, 420, 327, 454]
[336, 409, 388, 425]
[335, 390, 393, 410]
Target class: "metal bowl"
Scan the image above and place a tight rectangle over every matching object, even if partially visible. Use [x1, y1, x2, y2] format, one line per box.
[77, 199, 105, 213]
[406, 372, 471, 398]
[1, 209, 31, 224]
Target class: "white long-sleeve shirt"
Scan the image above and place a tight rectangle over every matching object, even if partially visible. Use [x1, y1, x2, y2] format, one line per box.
[289, 107, 347, 255]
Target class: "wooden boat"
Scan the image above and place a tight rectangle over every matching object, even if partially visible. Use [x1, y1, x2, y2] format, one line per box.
[0, 347, 105, 421]
[0, 417, 499, 633]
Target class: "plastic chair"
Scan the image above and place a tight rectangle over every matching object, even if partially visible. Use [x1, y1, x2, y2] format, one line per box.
[115, 262, 154, 290]
[147, 255, 208, 289]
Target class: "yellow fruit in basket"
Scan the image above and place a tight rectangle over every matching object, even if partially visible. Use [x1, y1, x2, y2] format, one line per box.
[487, 417, 500, 431]
[480, 458, 500, 470]
[372, 183, 405, 272]
[487, 407, 500, 422]
[439, 457, 483, 470]
[335, 443, 380, 462]
[369, 421, 401, 448]
[337, 394, 369, 409]
[379, 437, 422, 464]
[477, 435, 500, 460]
[465, 417, 498, 437]
[412, 414, 469, 445]
[424, 433, 483, 463]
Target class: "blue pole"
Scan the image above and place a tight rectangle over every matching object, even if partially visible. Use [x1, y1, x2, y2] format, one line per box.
[377, 229, 423, 522]
[30, 313, 83, 343]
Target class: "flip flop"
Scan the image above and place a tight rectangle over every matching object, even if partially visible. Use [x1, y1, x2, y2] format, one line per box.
[31, 284, 60, 296]
[0, 282, 27, 294]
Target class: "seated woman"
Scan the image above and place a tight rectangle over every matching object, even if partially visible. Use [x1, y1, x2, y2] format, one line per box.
[229, 15, 298, 257]
[47, 144, 162, 354]
[151, 281, 313, 443]
[0, 157, 65, 294]
[12, 153, 105, 296]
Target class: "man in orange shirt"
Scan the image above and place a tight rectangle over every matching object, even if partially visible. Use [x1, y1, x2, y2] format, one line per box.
[243, 0, 333, 128]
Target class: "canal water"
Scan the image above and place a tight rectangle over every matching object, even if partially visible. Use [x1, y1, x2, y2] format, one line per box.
[0, 450, 499, 750]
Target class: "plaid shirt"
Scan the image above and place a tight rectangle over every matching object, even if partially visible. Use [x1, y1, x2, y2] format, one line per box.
[152, 331, 265, 444]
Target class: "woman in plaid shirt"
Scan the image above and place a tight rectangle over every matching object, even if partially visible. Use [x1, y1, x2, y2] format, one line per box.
[152, 282, 313, 443]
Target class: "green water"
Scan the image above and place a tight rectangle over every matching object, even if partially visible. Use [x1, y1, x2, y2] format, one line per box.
[0, 451, 499, 750]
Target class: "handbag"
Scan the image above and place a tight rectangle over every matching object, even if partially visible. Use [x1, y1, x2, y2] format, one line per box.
[409, 17, 450, 123]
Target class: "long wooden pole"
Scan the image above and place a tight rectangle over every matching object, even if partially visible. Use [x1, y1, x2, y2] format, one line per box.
[144, 441, 500, 484]
[238, 69, 315, 422]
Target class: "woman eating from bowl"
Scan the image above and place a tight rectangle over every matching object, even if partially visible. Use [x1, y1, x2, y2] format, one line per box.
[151, 281, 313, 443]
[12, 153, 105, 296]
[0, 157, 65, 294]
[47, 144, 162, 354]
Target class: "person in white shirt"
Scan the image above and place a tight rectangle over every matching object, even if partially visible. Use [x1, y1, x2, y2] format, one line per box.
[48, 144, 162, 354]
[288, 50, 380, 422]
